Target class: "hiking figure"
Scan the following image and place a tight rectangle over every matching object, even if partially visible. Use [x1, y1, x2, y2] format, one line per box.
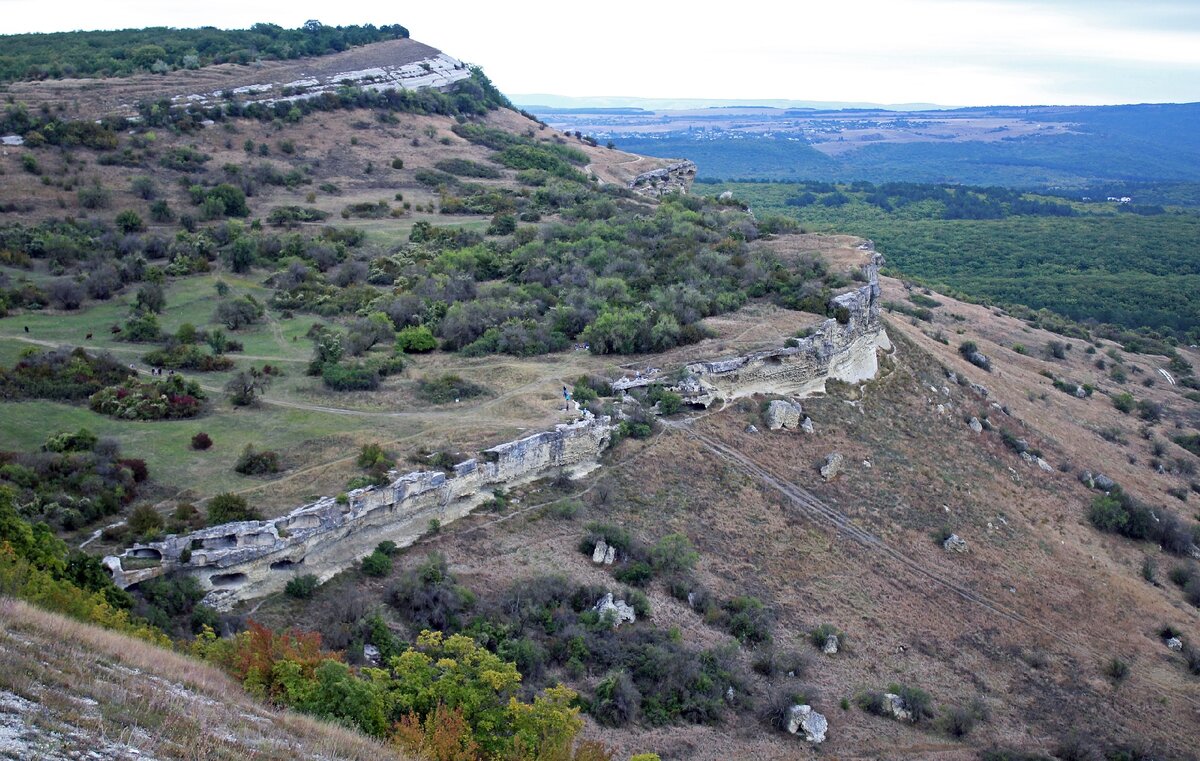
[562, 385, 572, 411]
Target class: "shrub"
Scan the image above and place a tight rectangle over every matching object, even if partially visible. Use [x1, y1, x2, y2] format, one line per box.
[322, 362, 380, 391]
[361, 550, 392, 577]
[937, 699, 988, 738]
[395, 325, 438, 353]
[127, 504, 164, 539]
[809, 623, 843, 650]
[416, 374, 486, 404]
[722, 596, 773, 646]
[234, 444, 280, 475]
[751, 648, 809, 678]
[115, 209, 145, 233]
[391, 553, 475, 631]
[648, 533, 699, 574]
[285, 574, 320, 599]
[958, 341, 992, 371]
[1104, 657, 1130, 683]
[591, 671, 641, 727]
[612, 561, 653, 587]
[206, 493, 262, 525]
[1112, 392, 1135, 414]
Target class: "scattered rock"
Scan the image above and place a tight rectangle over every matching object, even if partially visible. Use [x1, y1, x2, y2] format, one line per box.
[1167, 637, 1183, 651]
[822, 634, 839, 655]
[593, 593, 637, 627]
[1020, 451, 1036, 464]
[967, 352, 992, 372]
[941, 386, 951, 396]
[1013, 438, 1030, 453]
[943, 534, 968, 553]
[1094, 473, 1116, 491]
[1036, 457, 1054, 472]
[884, 693, 913, 722]
[745, 424, 760, 434]
[946, 371, 959, 385]
[766, 399, 804, 430]
[718, 190, 734, 201]
[820, 452, 845, 481]
[1073, 385, 1088, 399]
[970, 382, 990, 397]
[603, 545, 615, 565]
[785, 704, 828, 744]
[725, 686, 735, 702]
[592, 540, 608, 564]
[968, 417, 983, 434]
[936, 404, 946, 415]
[801, 417, 814, 434]
[363, 644, 381, 664]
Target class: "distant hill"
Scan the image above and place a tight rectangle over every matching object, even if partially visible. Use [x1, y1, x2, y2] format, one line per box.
[534, 100, 1200, 192]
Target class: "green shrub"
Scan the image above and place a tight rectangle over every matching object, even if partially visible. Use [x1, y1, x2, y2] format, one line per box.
[206, 493, 262, 525]
[395, 325, 438, 353]
[322, 362, 380, 391]
[648, 533, 698, 574]
[285, 574, 319, 599]
[127, 504, 163, 539]
[722, 596, 773, 646]
[361, 549, 392, 577]
[416, 374, 486, 404]
[1112, 392, 1135, 413]
[234, 444, 280, 475]
[613, 561, 653, 587]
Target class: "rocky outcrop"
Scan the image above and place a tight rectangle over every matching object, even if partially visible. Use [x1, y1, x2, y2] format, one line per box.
[594, 593, 637, 627]
[105, 415, 614, 609]
[968, 417, 983, 434]
[943, 534, 968, 553]
[1167, 637, 1183, 651]
[591, 541, 615, 565]
[883, 693, 913, 722]
[786, 705, 828, 744]
[629, 160, 697, 197]
[820, 453, 845, 481]
[612, 252, 890, 407]
[822, 634, 839, 655]
[765, 400, 803, 430]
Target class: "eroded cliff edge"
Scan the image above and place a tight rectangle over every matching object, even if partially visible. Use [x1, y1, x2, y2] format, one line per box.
[105, 247, 890, 609]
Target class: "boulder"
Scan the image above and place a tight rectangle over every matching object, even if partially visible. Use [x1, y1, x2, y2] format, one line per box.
[820, 452, 845, 481]
[1094, 473, 1116, 491]
[822, 634, 839, 655]
[1167, 637, 1183, 651]
[1036, 457, 1054, 472]
[718, 190, 734, 201]
[943, 534, 968, 553]
[801, 417, 815, 434]
[968, 417, 983, 434]
[970, 382, 990, 397]
[1073, 385, 1088, 399]
[363, 644, 381, 664]
[884, 693, 913, 722]
[592, 540, 608, 564]
[785, 705, 828, 744]
[594, 593, 636, 627]
[603, 545, 616, 565]
[745, 424, 760, 434]
[766, 400, 803, 430]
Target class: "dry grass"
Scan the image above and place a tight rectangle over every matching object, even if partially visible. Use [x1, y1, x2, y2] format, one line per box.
[0, 597, 406, 761]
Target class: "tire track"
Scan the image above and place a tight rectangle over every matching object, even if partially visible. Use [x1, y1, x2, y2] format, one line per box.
[664, 418, 1075, 647]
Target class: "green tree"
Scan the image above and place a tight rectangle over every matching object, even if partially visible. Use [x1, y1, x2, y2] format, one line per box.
[206, 493, 262, 525]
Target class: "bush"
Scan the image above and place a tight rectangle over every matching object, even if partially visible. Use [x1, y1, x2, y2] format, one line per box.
[591, 671, 641, 727]
[612, 561, 653, 587]
[361, 550, 392, 577]
[751, 648, 808, 678]
[322, 362, 380, 391]
[234, 445, 280, 475]
[648, 533, 699, 574]
[285, 574, 320, 599]
[127, 504, 163, 539]
[936, 699, 988, 738]
[395, 325, 438, 353]
[722, 596, 773, 646]
[206, 493, 262, 525]
[391, 553, 475, 631]
[1112, 392, 1135, 414]
[190, 432, 212, 450]
[416, 374, 486, 404]
[1104, 657, 1130, 683]
[114, 209, 145, 233]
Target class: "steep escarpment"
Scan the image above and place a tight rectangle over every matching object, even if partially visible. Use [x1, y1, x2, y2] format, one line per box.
[106, 252, 890, 608]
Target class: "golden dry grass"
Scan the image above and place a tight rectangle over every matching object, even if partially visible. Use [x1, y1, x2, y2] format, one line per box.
[0, 597, 407, 760]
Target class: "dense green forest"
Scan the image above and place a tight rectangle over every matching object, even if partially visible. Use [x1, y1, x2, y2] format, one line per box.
[703, 180, 1200, 340]
[0, 22, 409, 82]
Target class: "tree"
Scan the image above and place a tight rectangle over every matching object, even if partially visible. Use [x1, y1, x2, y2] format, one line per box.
[135, 282, 166, 314]
[215, 296, 263, 330]
[206, 493, 262, 525]
[225, 368, 271, 406]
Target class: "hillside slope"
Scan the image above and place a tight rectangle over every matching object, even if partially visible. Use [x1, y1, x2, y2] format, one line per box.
[0, 597, 405, 760]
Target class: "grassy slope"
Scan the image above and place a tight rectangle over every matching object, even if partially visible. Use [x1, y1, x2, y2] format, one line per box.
[0, 597, 406, 760]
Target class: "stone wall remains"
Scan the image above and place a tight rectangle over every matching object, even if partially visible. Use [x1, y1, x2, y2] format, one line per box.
[105, 415, 613, 609]
[104, 250, 888, 609]
[629, 160, 697, 197]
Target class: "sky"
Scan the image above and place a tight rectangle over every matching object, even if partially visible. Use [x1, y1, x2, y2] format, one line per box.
[3, 0, 1200, 106]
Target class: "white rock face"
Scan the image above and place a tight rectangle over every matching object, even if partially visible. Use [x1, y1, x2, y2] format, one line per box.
[968, 417, 983, 433]
[592, 540, 608, 564]
[884, 693, 913, 722]
[801, 417, 815, 434]
[822, 634, 839, 655]
[820, 452, 845, 481]
[1037, 457, 1054, 472]
[943, 534, 968, 553]
[594, 593, 637, 627]
[603, 545, 615, 565]
[785, 705, 828, 744]
[1167, 637, 1183, 651]
[766, 400, 803, 430]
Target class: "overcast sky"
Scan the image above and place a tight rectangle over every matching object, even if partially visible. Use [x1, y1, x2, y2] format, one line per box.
[4, 0, 1200, 106]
